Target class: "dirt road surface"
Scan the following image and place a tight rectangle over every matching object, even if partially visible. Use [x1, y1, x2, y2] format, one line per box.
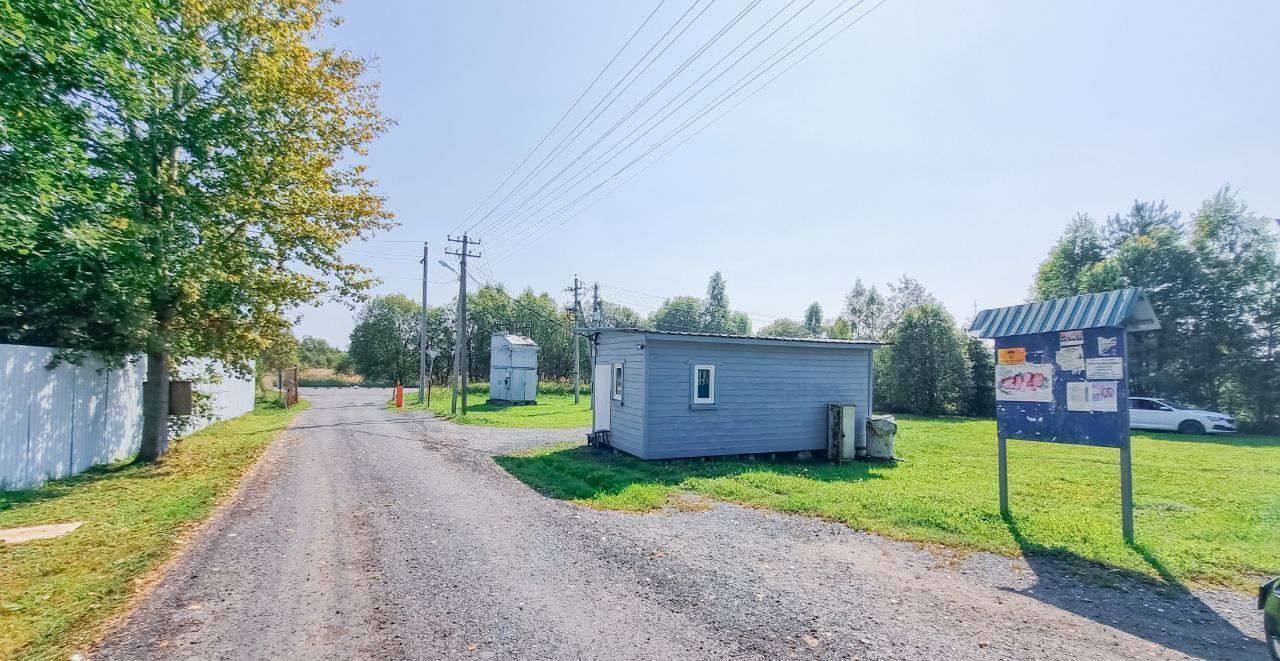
[93, 388, 1267, 660]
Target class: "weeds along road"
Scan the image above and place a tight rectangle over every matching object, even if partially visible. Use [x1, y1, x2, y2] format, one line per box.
[94, 388, 1266, 660]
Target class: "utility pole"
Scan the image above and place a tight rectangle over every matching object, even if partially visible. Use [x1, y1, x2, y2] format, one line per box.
[589, 282, 601, 411]
[419, 242, 428, 404]
[447, 234, 481, 414]
[567, 275, 583, 404]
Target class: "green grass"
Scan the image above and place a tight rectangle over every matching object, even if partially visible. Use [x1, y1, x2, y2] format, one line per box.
[393, 382, 591, 428]
[496, 416, 1280, 591]
[0, 394, 308, 660]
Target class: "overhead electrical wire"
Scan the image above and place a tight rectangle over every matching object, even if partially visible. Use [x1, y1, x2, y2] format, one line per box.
[483, 0, 886, 261]
[469, 0, 768, 241]
[482, 0, 860, 254]
[477, 0, 813, 246]
[466, 271, 588, 338]
[447, 0, 669, 236]
[461, 0, 709, 237]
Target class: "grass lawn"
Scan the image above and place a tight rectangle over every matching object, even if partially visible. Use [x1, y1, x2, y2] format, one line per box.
[0, 395, 307, 661]
[394, 382, 590, 428]
[497, 416, 1280, 591]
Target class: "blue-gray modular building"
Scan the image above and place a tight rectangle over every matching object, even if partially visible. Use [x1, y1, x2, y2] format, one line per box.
[587, 328, 880, 460]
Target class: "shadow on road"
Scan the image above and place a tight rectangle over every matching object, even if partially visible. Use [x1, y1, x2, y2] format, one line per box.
[1002, 513, 1264, 660]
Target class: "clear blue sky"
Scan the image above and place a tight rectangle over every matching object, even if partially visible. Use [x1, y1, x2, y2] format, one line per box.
[296, 0, 1280, 348]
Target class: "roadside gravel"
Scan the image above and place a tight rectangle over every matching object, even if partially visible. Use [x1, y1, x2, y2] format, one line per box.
[93, 388, 1266, 660]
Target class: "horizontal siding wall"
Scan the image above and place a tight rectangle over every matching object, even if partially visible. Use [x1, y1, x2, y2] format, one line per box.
[644, 339, 872, 459]
[593, 334, 646, 457]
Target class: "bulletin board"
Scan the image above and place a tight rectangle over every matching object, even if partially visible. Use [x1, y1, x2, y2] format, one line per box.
[994, 327, 1130, 449]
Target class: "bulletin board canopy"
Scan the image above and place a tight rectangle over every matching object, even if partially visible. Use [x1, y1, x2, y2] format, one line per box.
[968, 288, 1160, 339]
[969, 288, 1161, 450]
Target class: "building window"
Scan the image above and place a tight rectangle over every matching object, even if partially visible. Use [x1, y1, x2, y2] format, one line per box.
[612, 363, 623, 400]
[693, 364, 715, 404]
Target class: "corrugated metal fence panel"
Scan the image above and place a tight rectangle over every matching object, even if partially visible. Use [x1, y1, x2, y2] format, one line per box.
[176, 359, 256, 436]
[0, 344, 145, 490]
[1, 347, 256, 490]
[1, 345, 39, 490]
[103, 358, 144, 465]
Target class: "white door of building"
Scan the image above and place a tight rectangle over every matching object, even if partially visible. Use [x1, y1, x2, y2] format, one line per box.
[592, 364, 611, 431]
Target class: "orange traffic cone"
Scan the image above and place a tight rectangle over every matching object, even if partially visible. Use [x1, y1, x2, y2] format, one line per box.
[395, 381, 404, 408]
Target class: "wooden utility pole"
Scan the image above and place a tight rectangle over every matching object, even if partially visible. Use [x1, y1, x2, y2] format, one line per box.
[447, 235, 480, 414]
[418, 242, 428, 404]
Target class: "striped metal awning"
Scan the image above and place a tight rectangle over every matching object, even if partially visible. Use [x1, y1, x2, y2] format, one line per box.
[968, 288, 1161, 338]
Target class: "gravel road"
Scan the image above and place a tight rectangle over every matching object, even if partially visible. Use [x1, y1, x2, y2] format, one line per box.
[93, 388, 1267, 660]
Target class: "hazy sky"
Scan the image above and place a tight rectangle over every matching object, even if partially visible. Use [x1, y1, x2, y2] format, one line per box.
[296, 0, 1280, 348]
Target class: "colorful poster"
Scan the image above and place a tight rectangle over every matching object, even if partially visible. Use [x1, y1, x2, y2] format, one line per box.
[1066, 382, 1091, 411]
[1059, 330, 1084, 347]
[1089, 381, 1118, 412]
[1086, 357, 1123, 380]
[996, 363, 1054, 402]
[998, 347, 1026, 365]
[1055, 345, 1084, 373]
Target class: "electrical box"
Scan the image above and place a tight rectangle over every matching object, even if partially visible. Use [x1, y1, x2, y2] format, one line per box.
[827, 403, 858, 463]
[169, 380, 193, 416]
[488, 333, 539, 404]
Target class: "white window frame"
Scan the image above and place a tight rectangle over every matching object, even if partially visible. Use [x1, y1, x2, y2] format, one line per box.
[612, 363, 623, 401]
[692, 364, 716, 404]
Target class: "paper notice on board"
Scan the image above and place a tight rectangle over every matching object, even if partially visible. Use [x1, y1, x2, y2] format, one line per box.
[998, 347, 1026, 364]
[1089, 381, 1118, 412]
[1056, 346, 1085, 373]
[1066, 382, 1091, 411]
[1086, 357, 1123, 380]
[996, 363, 1054, 402]
[1060, 330, 1084, 347]
[1098, 335, 1118, 356]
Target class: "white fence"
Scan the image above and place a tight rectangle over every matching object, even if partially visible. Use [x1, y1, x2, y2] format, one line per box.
[0, 344, 256, 490]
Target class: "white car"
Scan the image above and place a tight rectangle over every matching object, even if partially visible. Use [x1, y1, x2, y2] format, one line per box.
[1128, 397, 1237, 434]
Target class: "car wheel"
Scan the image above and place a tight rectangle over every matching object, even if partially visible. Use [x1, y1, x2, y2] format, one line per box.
[1178, 420, 1206, 435]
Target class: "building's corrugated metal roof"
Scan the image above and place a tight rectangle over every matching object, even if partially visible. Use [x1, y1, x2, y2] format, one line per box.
[585, 327, 882, 348]
[968, 288, 1161, 338]
[492, 333, 538, 347]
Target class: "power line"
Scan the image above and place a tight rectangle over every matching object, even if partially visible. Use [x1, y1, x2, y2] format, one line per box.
[478, 0, 809, 246]
[482, 0, 852, 254]
[473, 0, 768, 241]
[449, 0, 669, 236]
[485, 0, 888, 261]
[464, 0, 709, 237]
[468, 272, 589, 339]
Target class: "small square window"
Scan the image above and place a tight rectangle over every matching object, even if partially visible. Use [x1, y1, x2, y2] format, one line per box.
[612, 363, 623, 401]
[693, 365, 715, 404]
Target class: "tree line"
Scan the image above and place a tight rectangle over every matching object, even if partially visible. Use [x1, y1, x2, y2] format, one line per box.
[337, 287, 591, 386]
[283, 188, 1274, 428]
[1033, 187, 1278, 430]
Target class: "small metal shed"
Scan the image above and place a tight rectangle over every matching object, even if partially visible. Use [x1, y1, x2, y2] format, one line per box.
[586, 328, 880, 460]
[489, 333, 539, 404]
